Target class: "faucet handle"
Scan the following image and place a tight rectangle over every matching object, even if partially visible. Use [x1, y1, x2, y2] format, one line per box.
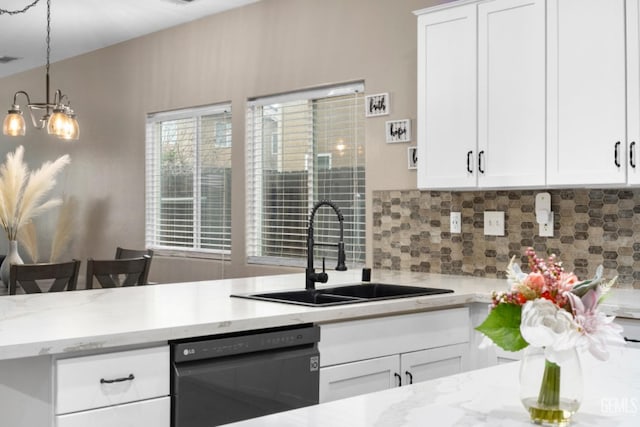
[317, 257, 328, 283]
[336, 241, 347, 271]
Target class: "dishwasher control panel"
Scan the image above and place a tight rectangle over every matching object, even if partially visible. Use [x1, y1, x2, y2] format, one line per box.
[172, 324, 320, 363]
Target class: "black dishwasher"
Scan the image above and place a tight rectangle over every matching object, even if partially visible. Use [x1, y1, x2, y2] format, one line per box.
[170, 324, 320, 427]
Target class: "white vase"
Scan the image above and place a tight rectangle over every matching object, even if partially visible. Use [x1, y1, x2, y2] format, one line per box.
[1, 240, 24, 287]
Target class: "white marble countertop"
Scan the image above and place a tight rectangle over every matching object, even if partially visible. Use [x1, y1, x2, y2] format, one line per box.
[0, 269, 639, 360]
[222, 347, 640, 427]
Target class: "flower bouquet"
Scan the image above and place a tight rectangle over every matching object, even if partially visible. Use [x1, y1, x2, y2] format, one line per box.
[476, 248, 625, 424]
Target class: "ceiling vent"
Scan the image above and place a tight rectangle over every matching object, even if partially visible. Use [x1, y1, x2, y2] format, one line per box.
[0, 56, 20, 64]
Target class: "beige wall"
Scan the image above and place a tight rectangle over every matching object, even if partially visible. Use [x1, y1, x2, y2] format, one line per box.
[0, 0, 446, 283]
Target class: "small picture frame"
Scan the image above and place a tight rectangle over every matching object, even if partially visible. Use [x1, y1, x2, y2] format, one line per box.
[385, 119, 411, 143]
[365, 93, 389, 117]
[408, 146, 417, 169]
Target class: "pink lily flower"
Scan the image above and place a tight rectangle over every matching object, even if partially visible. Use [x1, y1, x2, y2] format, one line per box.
[566, 289, 625, 361]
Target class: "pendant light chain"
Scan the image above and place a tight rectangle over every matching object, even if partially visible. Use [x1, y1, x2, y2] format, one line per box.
[0, 0, 42, 15]
[46, 0, 51, 78]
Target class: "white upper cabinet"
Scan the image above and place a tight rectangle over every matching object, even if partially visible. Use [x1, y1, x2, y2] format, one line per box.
[477, 0, 546, 187]
[416, 0, 545, 189]
[627, 0, 640, 185]
[546, 0, 628, 186]
[417, 4, 477, 189]
[417, 0, 640, 189]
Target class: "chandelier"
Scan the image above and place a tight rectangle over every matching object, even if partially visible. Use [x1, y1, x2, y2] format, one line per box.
[1, 0, 79, 140]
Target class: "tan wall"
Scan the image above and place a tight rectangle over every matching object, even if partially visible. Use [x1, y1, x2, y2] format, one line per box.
[0, 0, 446, 283]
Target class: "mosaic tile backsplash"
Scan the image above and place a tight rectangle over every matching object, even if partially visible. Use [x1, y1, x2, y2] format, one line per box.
[372, 189, 640, 289]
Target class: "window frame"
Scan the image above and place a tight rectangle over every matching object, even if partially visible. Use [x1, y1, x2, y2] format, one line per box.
[245, 82, 365, 268]
[145, 103, 232, 259]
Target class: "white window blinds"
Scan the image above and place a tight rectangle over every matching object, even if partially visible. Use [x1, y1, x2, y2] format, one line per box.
[246, 82, 365, 267]
[146, 103, 232, 256]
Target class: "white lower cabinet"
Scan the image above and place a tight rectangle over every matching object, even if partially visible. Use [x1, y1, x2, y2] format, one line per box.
[319, 344, 470, 403]
[318, 308, 470, 403]
[56, 397, 170, 427]
[0, 344, 170, 427]
[55, 345, 170, 426]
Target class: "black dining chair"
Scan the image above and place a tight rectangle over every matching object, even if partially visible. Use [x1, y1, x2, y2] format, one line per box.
[85, 256, 151, 289]
[115, 246, 154, 260]
[9, 260, 81, 295]
[115, 247, 154, 284]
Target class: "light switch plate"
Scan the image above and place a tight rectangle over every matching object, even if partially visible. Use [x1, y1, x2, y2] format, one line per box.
[450, 212, 461, 234]
[484, 211, 505, 236]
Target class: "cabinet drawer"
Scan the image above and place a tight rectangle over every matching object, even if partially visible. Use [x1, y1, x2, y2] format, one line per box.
[56, 396, 170, 427]
[56, 346, 169, 415]
[319, 308, 469, 367]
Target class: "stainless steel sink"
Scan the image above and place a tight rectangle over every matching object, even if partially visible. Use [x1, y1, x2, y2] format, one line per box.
[231, 283, 453, 307]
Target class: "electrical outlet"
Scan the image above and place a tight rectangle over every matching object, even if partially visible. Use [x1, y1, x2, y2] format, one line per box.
[484, 211, 505, 236]
[539, 212, 554, 237]
[450, 212, 461, 233]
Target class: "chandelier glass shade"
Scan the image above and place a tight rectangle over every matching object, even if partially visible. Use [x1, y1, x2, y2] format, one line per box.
[3, 108, 26, 137]
[2, 0, 79, 140]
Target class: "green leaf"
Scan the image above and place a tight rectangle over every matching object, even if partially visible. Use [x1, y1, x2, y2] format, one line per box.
[475, 303, 528, 352]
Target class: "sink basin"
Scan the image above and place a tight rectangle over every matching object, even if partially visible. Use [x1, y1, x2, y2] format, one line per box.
[231, 283, 453, 307]
[244, 290, 360, 306]
[323, 283, 453, 299]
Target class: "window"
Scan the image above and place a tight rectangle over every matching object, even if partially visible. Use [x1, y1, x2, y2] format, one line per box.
[246, 82, 365, 267]
[146, 104, 232, 256]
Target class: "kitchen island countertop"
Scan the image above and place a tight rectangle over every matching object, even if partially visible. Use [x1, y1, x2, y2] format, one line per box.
[221, 346, 640, 427]
[1, 269, 639, 360]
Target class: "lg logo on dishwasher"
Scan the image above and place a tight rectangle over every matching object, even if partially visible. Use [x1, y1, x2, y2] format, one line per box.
[310, 356, 319, 372]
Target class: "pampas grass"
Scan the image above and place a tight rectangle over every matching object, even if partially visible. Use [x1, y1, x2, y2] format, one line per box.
[17, 220, 39, 263]
[50, 196, 76, 263]
[0, 146, 70, 241]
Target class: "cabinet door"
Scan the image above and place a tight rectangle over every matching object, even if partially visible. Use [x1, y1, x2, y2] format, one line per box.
[547, 0, 627, 186]
[616, 317, 640, 348]
[494, 348, 523, 364]
[319, 356, 399, 403]
[417, 4, 477, 189]
[400, 343, 469, 385]
[627, 0, 640, 184]
[477, 0, 545, 187]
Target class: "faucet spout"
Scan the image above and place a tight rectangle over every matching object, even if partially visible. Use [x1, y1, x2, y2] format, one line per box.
[306, 200, 348, 290]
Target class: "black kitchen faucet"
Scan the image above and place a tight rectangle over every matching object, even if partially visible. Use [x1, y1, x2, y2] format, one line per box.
[305, 200, 347, 290]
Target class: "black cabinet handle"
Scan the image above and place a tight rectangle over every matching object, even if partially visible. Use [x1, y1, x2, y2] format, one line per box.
[625, 337, 640, 343]
[100, 373, 135, 384]
[478, 150, 485, 174]
[466, 151, 473, 173]
[614, 141, 621, 167]
[394, 372, 402, 387]
[631, 142, 636, 168]
[405, 370, 413, 385]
